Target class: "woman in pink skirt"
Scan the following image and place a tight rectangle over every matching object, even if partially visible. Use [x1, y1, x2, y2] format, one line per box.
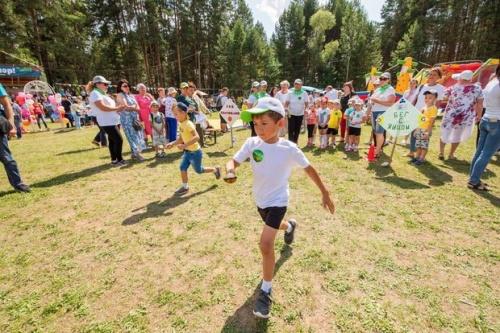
[135, 83, 154, 145]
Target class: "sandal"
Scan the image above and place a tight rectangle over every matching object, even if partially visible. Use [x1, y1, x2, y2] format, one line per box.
[467, 182, 489, 191]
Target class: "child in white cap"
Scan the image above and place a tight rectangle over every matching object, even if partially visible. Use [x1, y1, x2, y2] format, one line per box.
[224, 97, 335, 319]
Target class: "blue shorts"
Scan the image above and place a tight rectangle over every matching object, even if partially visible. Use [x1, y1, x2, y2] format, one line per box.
[180, 149, 204, 173]
[372, 111, 386, 134]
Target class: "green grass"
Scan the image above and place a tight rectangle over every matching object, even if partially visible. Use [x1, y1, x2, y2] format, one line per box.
[0, 119, 499, 332]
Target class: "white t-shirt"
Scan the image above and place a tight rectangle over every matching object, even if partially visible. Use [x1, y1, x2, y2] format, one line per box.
[415, 83, 445, 110]
[275, 91, 290, 109]
[483, 78, 500, 118]
[371, 85, 396, 112]
[325, 89, 338, 101]
[288, 90, 309, 116]
[164, 96, 176, 118]
[89, 90, 120, 126]
[233, 137, 310, 208]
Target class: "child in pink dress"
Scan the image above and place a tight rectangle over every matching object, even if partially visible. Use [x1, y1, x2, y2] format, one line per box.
[135, 83, 154, 144]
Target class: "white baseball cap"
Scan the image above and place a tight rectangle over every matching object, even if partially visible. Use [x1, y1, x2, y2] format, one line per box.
[294, 78, 303, 85]
[260, 80, 268, 86]
[452, 70, 473, 81]
[252, 81, 260, 88]
[240, 97, 285, 122]
[92, 75, 111, 85]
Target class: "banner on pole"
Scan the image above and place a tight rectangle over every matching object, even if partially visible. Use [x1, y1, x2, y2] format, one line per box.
[220, 100, 240, 126]
[377, 99, 423, 137]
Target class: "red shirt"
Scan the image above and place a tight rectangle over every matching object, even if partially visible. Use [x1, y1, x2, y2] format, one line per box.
[33, 104, 43, 115]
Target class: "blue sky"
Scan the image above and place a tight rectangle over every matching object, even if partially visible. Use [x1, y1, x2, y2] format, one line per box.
[247, 0, 384, 39]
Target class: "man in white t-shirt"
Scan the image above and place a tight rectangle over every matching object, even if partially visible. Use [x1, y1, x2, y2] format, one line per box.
[287, 79, 309, 143]
[324, 85, 338, 101]
[275, 80, 290, 137]
[224, 96, 334, 319]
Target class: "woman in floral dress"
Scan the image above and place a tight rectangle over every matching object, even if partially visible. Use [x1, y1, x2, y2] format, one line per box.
[116, 80, 146, 161]
[439, 70, 484, 160]
[135, 83, 154, 145]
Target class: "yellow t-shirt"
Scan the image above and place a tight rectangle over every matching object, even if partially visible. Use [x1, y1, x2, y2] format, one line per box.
[328, 109, 343, 129]
[419, 105, 438, 130]
[179, 120, 201, 151]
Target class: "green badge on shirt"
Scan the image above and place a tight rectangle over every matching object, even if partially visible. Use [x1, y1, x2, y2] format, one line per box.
[252, 149, 264, 162]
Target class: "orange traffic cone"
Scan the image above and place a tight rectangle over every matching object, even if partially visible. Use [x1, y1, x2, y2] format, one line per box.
[367, 144, 376, 163]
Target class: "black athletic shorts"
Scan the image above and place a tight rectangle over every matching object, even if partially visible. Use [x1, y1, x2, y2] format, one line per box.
[327, 128, 338, 135]
[348, 126, 361, 136]
[257, 206, 287, 230]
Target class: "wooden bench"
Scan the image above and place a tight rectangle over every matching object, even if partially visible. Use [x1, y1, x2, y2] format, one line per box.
[204, 119, 222, 145]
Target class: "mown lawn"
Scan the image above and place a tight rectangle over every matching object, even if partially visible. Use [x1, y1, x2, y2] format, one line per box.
[0, 119, 498, 333]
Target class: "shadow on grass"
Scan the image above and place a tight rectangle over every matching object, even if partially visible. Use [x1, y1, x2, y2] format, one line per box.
[0, 189, 17, 198]
[122, 184, 218, 225]
[376, 176, 430, 189]
[220, 245, 293, 333]
[53, 128, 77, 134]
[146, 151, 183, 168]
[56, 147, 98, 156]
[413, 162, 453, 186]
[342, 151, 362, 161]
[441, 159, 497, 179]
[206, 151, 229, 158]
[470, 189, 500, 207]
[31, 163, 113, 188]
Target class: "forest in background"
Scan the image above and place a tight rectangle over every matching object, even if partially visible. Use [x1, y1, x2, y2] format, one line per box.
[0, 0, 498, 92]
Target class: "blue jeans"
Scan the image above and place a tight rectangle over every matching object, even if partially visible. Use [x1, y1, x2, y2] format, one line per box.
[180, 149, 204, 173]
[166, 117, 177, 143]
[469, 118, 500, 185]
[0, 134, 23, 188]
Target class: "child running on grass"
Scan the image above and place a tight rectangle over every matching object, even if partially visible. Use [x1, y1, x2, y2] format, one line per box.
[224, 97, 335, 319]
[150, 101, 167, 158]
[166, 102, 221, 195]
[327, 99, 343, 148]
[346, 97, 366, 152]
[412, 90, 438, 165]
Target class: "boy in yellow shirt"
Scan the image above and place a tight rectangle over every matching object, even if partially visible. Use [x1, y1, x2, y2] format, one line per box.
[413, 90, 438, 165]
[166, 102, 221, 195]
[327, 99, 343, 148]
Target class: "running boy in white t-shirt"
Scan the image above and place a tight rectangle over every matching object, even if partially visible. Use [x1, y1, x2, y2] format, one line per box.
[224, 97, 335, 319]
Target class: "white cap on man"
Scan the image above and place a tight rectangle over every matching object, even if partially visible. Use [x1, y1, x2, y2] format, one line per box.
[294, 78, 303, 85]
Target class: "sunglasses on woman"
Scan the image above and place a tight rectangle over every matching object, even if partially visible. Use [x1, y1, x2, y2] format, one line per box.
[380, 77, 388, 81]
[122, 84, 129, 88]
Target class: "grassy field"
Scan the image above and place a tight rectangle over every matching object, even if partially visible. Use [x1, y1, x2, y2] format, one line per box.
[0, 119, 498, 333]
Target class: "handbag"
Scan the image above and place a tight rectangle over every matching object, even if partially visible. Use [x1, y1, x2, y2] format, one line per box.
[132, 118, 143, 131]
[0, 115, 13, 135]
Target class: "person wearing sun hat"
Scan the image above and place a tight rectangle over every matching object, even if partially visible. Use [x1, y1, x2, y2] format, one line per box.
[87, 75, 127, 166]
[288, 78, 309, 143]
[439, 70, 484, 160]
[224, 96, 335, 319]
[367, 72, 396, 157]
